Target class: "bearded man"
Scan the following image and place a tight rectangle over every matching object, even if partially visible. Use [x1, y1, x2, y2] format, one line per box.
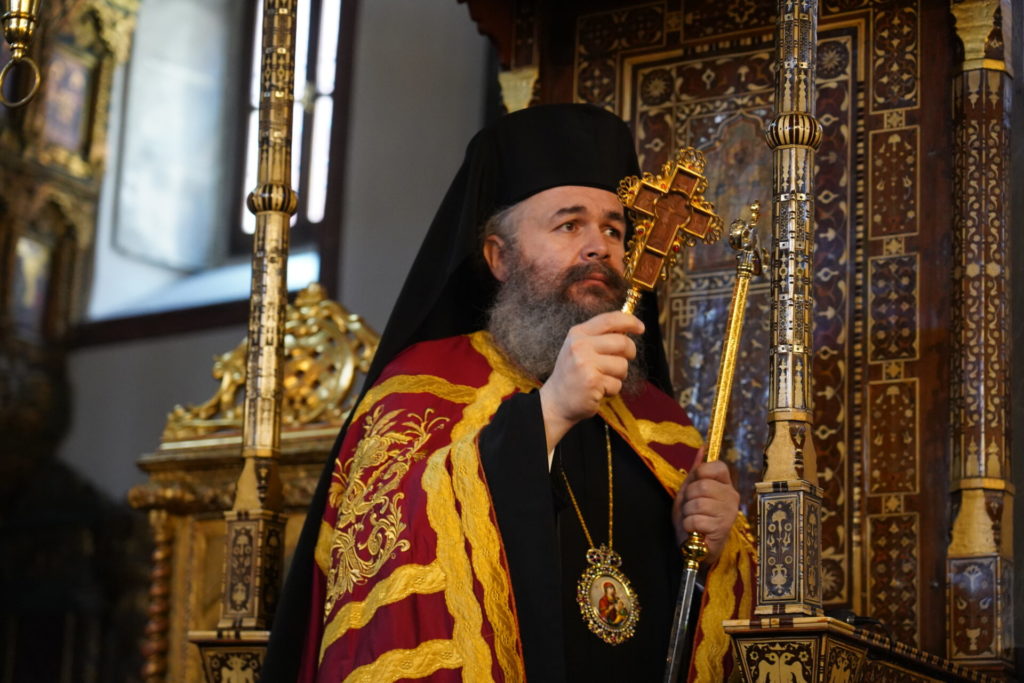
[265, 104, 755, 682]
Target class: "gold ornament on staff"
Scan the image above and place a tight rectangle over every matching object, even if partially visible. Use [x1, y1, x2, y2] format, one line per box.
[617, 151, 762, 681]
[705, 202, 765, 463]
[0, 0, 43, 108]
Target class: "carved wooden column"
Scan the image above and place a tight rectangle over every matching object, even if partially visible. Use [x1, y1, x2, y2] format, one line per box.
[189, 0, 297, 679]
[755, 0, 824, 618]
[946, 0, 1014, 676]
[141, 510, 171, 682]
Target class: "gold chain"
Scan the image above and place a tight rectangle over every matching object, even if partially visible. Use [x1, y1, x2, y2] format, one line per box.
[559, 424, 614, 550]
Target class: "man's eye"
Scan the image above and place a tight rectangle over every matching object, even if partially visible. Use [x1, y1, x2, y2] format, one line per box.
[558, 222, 577, 232]
[605, 226, 624, 239]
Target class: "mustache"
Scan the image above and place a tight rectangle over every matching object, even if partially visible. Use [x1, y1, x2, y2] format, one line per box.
[557, 261, 628, 302]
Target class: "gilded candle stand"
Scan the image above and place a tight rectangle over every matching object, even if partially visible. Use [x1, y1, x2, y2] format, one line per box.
[187, 0, 299, 679]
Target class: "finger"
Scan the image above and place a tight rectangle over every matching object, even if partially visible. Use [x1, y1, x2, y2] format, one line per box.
[682, 445, 706, 483]
[562, 332, 635, 366]
[681, 494, 733, 519]
[680, 513, 728, 537]
[683, 479, 740, 509]
[577, 311, 645, 337]
[691, 460, 732, 486]
[601, 375, 623, 398]
[587, 333, 638, 360]
[590, 354, 629, 381]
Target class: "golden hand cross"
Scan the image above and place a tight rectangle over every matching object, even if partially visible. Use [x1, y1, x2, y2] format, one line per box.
[617, 148, 724, 313]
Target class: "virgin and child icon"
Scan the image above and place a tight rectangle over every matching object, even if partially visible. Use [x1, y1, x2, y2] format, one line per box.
[578, 557, 641, 644]
[598, 581, 628, 626]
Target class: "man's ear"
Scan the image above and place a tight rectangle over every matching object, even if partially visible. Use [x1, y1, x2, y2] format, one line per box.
[482, 234, 509, 282]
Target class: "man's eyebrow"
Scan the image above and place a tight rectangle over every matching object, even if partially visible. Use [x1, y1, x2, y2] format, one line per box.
[549, 206, 626, 223]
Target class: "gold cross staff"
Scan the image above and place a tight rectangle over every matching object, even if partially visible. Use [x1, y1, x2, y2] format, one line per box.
[617, 150, 763, 681]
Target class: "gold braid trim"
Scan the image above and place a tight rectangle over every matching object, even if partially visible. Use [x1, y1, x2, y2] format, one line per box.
[599, 396, 687, 494]
[342, 639, 461, 683]
[468, 331, 537, 392]
[315, 520, 333, 573]
[448, 363, 527, 680]
[351, 374, 478, 425]
[318, 562, 447, 663]
[423, 446, 492, 680]
[636, 418, 703, 449]
[691, 521, 757, 682]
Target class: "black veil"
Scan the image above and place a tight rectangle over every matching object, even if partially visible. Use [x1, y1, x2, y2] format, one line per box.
[264, 103, 673, 679]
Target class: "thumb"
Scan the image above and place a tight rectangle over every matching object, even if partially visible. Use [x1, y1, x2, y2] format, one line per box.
[674, 443, 706, 510]
[683, 444, 706, 486]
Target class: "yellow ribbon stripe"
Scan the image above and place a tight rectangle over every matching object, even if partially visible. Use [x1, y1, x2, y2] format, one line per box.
[600, 397, 687, 493]
[319, 562, 447, 663]
[448, 374, 526, 681]
[422, 447, 492, 681]
[342, 639, 462, 683]
[691, 521, 757, 681]
[636, 418, 703, 449]
[351, 374, 478, 425]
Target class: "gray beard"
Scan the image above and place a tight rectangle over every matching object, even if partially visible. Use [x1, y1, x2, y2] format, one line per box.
[486, 253, 647, 396]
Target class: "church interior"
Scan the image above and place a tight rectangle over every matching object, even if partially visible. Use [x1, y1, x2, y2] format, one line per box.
[0, 0, 1021, 681]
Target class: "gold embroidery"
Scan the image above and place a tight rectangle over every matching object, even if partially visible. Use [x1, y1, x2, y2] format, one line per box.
[448, 370, 526, 681]
[319, 332, 735, 680]
[351, 374, 478, 426]
[422, 448, 493, 681]
[342, 639, 462, 683]
[324, 406, 449, 616]
[319, 562, 447, 663]
[636, 418, 703, 449]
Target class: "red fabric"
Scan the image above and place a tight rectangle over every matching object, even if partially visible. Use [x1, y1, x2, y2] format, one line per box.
[298, 333, 750, 681]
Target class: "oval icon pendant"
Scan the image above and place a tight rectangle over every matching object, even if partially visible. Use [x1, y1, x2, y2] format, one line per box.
[576, 544, 640, 645]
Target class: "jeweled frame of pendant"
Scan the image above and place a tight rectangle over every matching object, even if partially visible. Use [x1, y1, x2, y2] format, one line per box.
[575, 552, 640, 646]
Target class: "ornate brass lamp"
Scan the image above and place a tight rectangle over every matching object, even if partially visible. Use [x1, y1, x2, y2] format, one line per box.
[0, 0, 42, 107]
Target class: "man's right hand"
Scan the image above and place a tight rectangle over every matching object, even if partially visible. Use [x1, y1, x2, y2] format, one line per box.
[538, 311, 644, 452]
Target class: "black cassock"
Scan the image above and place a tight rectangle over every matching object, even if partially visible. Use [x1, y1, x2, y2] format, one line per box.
[481, 391, 697, 683]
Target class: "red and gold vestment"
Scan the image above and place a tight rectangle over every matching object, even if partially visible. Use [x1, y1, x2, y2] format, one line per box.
[298, 331, 755, 682]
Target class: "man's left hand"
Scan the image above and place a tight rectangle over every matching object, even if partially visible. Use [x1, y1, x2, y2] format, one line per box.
[671, 449, 740, 566]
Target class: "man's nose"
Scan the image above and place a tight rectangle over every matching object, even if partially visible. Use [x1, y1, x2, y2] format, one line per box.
[582, 226, 610, 261]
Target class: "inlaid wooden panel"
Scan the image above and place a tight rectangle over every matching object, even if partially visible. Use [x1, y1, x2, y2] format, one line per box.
[538, 0, 956, 657]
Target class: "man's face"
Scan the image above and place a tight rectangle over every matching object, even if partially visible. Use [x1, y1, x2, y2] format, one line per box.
[484, 185, 628, 309]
